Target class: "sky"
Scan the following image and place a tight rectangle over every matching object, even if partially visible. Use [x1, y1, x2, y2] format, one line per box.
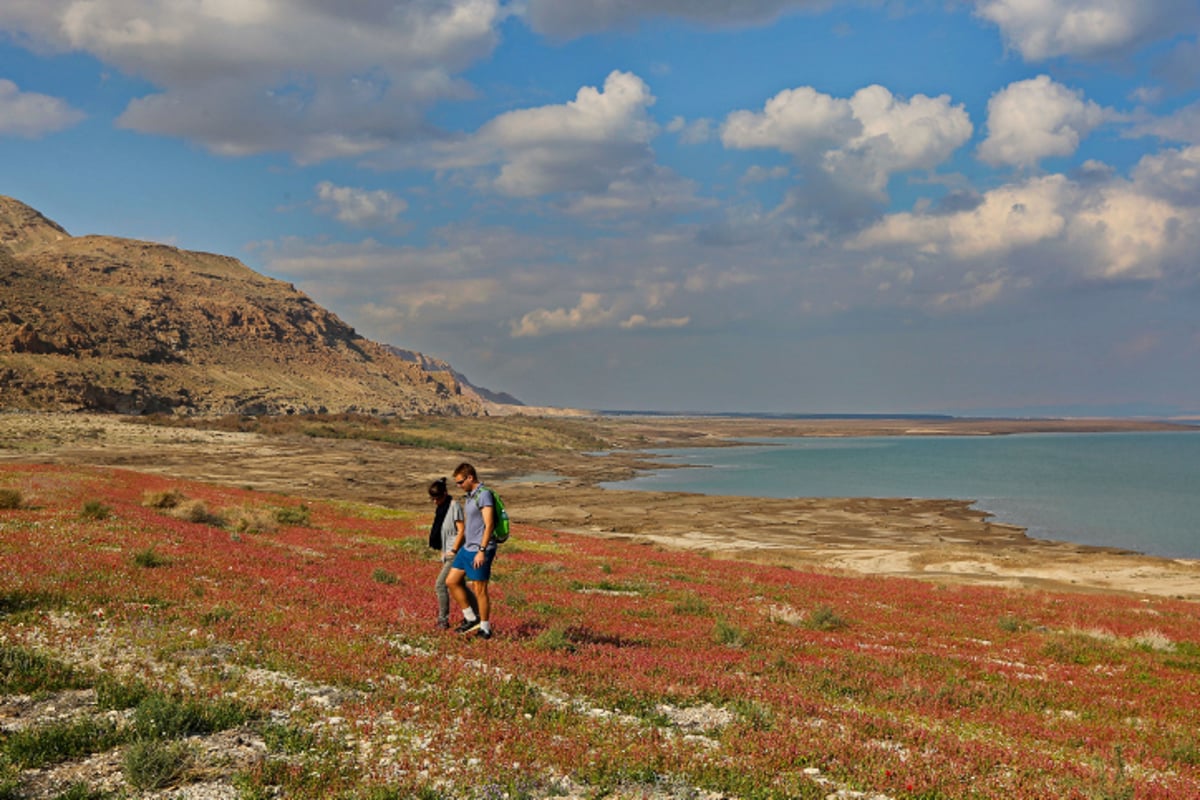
[2, 1, 1200, 417]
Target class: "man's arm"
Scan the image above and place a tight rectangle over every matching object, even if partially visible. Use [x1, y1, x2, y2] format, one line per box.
[479, 504, 495, 549]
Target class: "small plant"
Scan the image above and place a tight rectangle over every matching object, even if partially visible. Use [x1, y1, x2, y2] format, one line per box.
[173, 499, 226, 527]
[1095, 745, 1135, 800]
[713, 618, 750, 648]
[132, 692, 251, 739]
[997, 615, 1026, 633]
[373, 568, 399, 585]
[0, 644, 86, 694]
[46, 783, 110, 800]
[274, 504, 311, 526]
[804, 605, 848, 632]
[141, 489, 184, 509]
[672, 592, 709, 616]
[122, 739, 192, 791]
[79, 499, 112, 520]
[231, 506, 278, 534]
[96, 675, 152, 710]
[0, 488, 22, 509]
[133, 548, 170, 568]
[535, 626, 576, 653]
[3, 717, 123, 769]
[201, 606, 235, 625]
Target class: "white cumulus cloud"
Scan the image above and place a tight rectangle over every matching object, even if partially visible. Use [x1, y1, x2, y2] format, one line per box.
[722, 84, 972, 201]
[0, 79, 85, 137]
[851, 174, 1074, 260]
[432, 70, 691, 209]
[974, 0, 1198, 61]
[0, 0, 502, 161]
[978, 75, 1108, 168]
[314, 182, 408, 229]
[511, 293, 617, 337]
[852, 165, 1200, 293]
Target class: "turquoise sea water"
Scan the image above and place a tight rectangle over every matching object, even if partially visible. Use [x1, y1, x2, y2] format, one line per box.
[601, 431, 1200, 559]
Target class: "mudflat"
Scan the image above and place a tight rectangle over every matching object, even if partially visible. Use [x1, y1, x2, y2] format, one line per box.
[2, 412, 1198, 600]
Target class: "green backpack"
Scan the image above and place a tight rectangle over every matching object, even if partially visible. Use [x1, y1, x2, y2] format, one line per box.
[472, 486, 510, 544]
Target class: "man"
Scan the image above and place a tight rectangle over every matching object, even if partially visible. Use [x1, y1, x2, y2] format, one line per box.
[445, 462, 498, 639]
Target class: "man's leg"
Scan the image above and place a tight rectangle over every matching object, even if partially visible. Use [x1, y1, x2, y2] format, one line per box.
[445, 568, 479, 630]
[472, 579, 490, 623]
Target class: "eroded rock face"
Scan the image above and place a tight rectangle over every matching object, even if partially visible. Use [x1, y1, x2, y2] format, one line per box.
[0, 195, 490, 416]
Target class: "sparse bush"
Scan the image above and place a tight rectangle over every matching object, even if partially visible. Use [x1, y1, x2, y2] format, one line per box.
[804, 605, 848, 632]
[79, 499, 112, 520]
[133, 548, 170, 568]
[766, 603, 805, 626]
[173, 499, 226, 527]
[1131, 629, 1175, 652]
[230, 506, 278, 534]
[123, 739, 192, 791]
[142, 489, 184, 509]
[0, 488, 22, 509]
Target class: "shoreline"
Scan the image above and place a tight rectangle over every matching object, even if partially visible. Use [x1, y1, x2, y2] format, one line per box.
[2, 412, 1198, 601]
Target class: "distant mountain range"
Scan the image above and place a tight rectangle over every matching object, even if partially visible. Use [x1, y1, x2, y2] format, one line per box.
[0, 194, 520, 416]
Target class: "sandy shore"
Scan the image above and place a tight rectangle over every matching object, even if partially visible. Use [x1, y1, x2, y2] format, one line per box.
[2, 412, 1198, 601]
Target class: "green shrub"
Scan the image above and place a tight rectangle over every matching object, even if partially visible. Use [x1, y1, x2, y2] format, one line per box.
[262, 722, 318, 755]
[535, 627, 576, 653]
[0, 644, 86, 694]
[96, 675, 152, 710]
[123, 739, 192, 791]
[133, 548, 170, 569]
[804, 605, 848, 632]
[79, 499, 112, 520]
[672, 592, 709, 616]
[274, 504, 311, 526]
[48, 783, 111, 800]
[201, 606, 235, 625]
[133, 693, 251, 739]
[372, 568, 399, 585]
[2, 717, 123, 769]
[713, 619, 750, 648]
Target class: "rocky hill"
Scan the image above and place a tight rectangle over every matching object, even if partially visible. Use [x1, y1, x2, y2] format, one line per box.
[0, 195, 502, 416]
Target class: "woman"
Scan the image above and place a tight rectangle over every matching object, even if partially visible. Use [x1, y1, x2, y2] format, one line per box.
[428, 477, 475, 629]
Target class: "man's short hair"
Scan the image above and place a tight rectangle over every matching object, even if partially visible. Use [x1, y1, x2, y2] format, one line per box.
[454, 462, 477, 480]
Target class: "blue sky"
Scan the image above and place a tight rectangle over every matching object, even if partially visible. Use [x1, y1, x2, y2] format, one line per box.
[3, 1, 1199, 416]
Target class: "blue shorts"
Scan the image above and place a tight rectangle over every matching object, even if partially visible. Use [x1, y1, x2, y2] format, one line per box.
[452, 545, 497, 582]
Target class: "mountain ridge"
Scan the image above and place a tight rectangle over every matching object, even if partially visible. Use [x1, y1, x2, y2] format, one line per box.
[0, 194, 515, 416]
